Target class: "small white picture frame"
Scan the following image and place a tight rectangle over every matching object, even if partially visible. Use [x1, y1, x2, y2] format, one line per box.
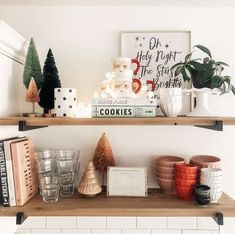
[107, 166, 148, 197]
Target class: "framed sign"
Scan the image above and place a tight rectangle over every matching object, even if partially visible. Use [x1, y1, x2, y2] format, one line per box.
[107, 167, 147, 197]
[121, 31, 191, 114]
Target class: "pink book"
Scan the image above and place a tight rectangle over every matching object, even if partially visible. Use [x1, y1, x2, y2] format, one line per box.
[11, 138, 38, 206]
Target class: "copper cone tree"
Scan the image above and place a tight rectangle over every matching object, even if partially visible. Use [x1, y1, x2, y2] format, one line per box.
[77, 161, 102, 197]
[92, 133, 116, 184]
[25, 77, 40, 114]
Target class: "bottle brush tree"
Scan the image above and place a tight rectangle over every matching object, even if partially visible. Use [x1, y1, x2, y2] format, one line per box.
[25, 77, 40, 114]
[39, 49, 61, 114]
[23, 38, 42, 90]
[92, 132, 116, 184]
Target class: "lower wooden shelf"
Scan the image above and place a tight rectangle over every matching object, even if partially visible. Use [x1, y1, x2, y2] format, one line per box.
[1, 190, 235, 217]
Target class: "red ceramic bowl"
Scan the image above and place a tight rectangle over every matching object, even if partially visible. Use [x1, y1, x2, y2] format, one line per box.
[175, 178, 197, 187]
[156, 176, 175, 194]
[175, 171, 198, 180]
[190, 155, 221, 168]
[175, 185, 194, 200]
[175, 163, 198, 174]
[156, 156, 185, 167]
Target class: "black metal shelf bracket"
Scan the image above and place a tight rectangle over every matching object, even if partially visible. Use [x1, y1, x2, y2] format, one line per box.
[213, 212, 224, 225]
[18, 121, 48, 132]
[195, 120, 223, 131]
[16, 212, 27, 225]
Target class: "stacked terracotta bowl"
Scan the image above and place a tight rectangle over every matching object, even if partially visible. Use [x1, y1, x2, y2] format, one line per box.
[190, 155, 221, 169]
[175, 163, 198, 200]
[156, 156, 185, 194]
[200, 168, 223, 203]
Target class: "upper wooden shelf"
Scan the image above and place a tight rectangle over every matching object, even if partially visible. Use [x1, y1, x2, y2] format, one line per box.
[0, 116, 235, 127]
[1, 190, 235, 217]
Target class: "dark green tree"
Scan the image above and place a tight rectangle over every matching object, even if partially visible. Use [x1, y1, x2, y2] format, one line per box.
[39, 49, 61, 114]
[23, 38, 42, 89]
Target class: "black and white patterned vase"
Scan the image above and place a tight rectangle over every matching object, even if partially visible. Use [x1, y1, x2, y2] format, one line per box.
[54, 88, 77, 117]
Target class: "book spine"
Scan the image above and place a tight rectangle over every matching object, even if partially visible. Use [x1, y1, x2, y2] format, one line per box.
[4, 141, 16, 206]
[11, 142, 21, 206]
[92, 98, 157, 106]
[92, 106, 156, 118]
[0, 141, 9, 206]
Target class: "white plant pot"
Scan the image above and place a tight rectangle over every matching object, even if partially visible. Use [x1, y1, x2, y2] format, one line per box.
[54, 88, 77, 117]
[187, 88, 215, 117]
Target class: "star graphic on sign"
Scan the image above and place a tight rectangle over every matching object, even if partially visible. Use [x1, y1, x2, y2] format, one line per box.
[136, 37, 139, 41]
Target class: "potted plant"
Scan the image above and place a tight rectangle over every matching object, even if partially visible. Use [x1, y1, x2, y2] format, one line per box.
[171, 45, 235, 116]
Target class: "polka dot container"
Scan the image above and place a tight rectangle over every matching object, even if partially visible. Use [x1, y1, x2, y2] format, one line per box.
[54, 88, 77, 117]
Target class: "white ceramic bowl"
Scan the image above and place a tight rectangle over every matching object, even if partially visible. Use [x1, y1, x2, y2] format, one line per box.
[210, 191, 223, 203]
[159, 88, 182, 96]
[201, 168, 223, 177]
[200, 176, 223, 182]
[160, 102, 182, 117]
[200, 181, 222, 189]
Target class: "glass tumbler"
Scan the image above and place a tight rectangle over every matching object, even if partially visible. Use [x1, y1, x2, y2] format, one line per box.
[35, 149, 57, 174]
[39, 175, 59, 203]
[60, 170, 75, 197]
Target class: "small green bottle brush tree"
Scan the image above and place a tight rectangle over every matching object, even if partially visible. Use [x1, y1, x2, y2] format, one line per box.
[39, 49, 62, 115]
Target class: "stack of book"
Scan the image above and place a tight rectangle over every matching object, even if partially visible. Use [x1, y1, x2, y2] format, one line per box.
[92, 98, 157, 118]
[0, 137, 38, 207]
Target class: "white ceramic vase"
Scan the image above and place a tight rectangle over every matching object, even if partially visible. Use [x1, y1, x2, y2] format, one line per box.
[187, 88, 215, 117]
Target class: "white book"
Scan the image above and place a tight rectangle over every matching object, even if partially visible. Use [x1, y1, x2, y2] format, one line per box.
[92, 105, 156, 118]
[92, 98, 157, 106]
[3, 137, 26, 207]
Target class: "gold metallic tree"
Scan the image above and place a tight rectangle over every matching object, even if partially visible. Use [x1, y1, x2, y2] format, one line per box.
[77, 161, 102, 197]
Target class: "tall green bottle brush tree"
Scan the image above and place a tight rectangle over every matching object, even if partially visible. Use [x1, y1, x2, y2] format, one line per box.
[39, 49, 62, 114]
[23, 38, 42, 90]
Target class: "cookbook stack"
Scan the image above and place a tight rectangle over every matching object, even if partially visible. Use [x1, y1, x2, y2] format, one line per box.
[0, 137, 38, 207]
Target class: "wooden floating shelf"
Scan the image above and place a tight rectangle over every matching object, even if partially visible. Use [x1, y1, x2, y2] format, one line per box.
[0, 116, 235, 126]
[1, 190, 235, 217]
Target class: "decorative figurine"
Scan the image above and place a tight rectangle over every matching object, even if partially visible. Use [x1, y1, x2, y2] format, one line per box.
[77, 161, 102, 198]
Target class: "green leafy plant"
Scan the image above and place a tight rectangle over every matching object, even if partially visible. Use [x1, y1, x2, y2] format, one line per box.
[171, 45, 235, 95]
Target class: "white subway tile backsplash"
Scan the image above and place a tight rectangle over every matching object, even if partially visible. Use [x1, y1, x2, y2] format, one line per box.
[167, 217, 197, 229]
[47, 216, 76, 228]
[62, 229, 91, 234]
[107, 217, 136, 229]
[220, 217, 235, 234]
[31, 229, 60, 234]
[77, 217, 106, 229]
[92, 229, 121, 234]
[17, 217, 46, 229]
[122, 229, 151, 234]
[0, 217, 17, 234]
[15, 229, 31, 234]
[137, 217, 166, 229]
[212, 231, 219, 234]
[182, 231, 212, 234]
[197, 217, 219, 230]
[152, 230, 181, 234]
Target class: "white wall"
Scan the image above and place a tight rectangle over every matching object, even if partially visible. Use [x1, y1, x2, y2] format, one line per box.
[0, 5, 235, 234]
